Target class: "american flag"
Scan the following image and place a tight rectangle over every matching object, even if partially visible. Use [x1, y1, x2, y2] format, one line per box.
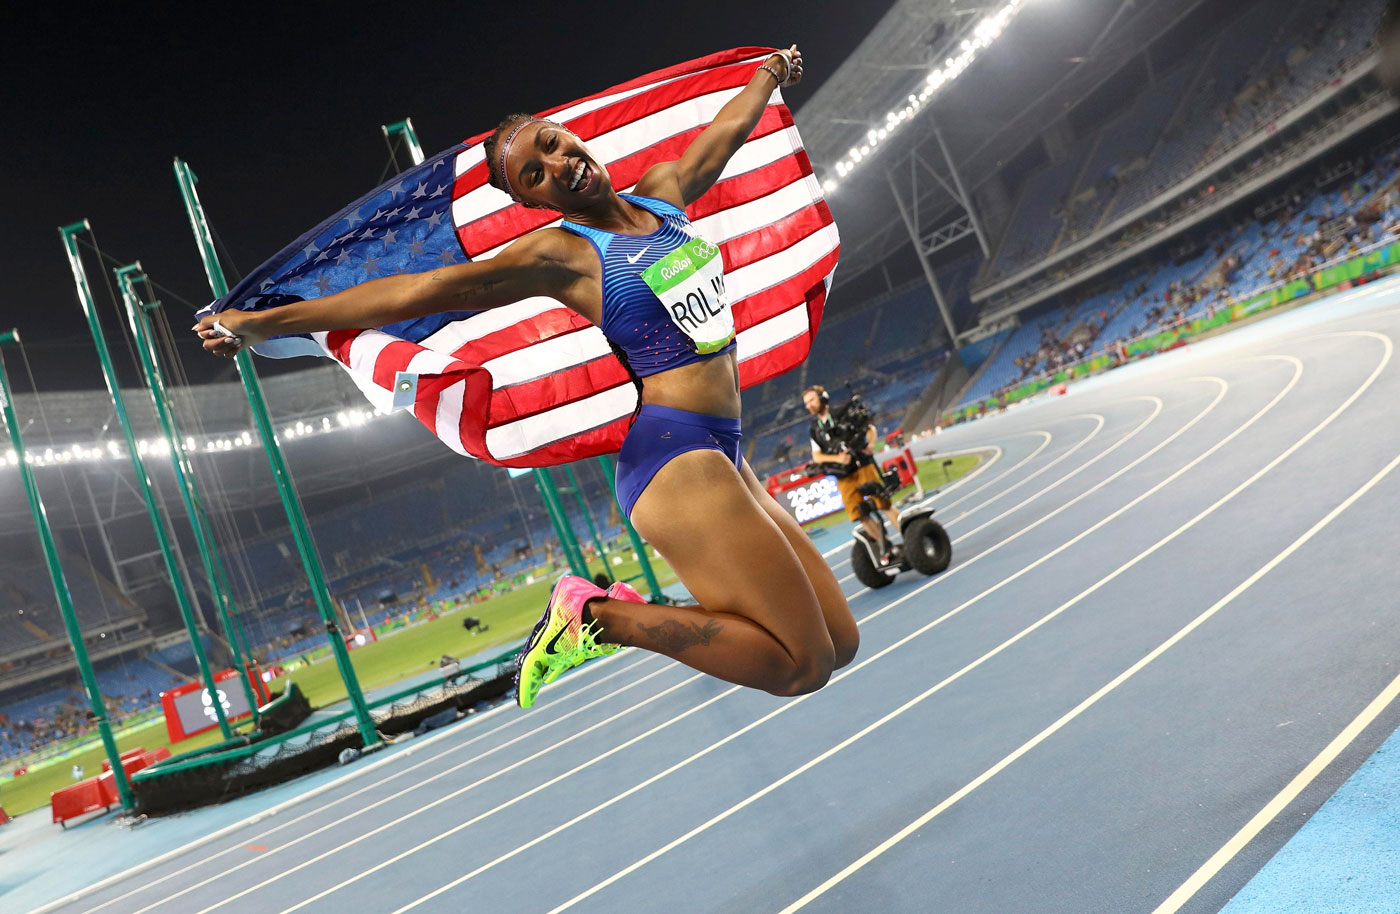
[211, 47, 839, 467]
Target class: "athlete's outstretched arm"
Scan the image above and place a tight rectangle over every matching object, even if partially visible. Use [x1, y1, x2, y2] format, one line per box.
[652, 45, 803, 206]
[194, 231, 584, 356]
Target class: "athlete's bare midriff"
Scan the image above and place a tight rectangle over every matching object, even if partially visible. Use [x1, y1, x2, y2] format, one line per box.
[637, 351, 742, 418]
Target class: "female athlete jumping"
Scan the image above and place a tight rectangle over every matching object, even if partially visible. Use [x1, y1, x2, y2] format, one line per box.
[197, 45, 858, 708]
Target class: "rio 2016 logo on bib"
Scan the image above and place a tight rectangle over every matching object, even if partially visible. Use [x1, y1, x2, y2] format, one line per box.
[639, 237, 734, 354]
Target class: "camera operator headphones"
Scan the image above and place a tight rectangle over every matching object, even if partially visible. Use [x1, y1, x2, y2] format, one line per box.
[805, 385, 830, 408]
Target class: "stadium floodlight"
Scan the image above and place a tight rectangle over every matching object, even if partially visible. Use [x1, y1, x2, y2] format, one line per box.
[823, 0, 1029, 194]
[0, 400, 397, 472]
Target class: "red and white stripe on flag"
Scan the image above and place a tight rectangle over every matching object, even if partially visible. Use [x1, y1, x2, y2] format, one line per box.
[320, 47, 838, 468]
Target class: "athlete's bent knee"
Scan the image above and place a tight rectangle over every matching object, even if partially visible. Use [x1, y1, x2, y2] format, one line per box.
[832, 629, 859, 670]
[770, 649, 835, 697]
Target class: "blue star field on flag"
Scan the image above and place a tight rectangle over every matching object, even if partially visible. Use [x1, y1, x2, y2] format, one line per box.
[209, 144, 473, 359]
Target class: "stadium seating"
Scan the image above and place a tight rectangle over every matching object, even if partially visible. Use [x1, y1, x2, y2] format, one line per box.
[0, 553, 141, 655]
[989, 133, 1098, 278]
[958, 152, 1400, 408]
[1104, 0, 1284, 220]
[981, 0, 1385, 285]
[1058, 66, 1194, 245]
[0, 656, 179, 760]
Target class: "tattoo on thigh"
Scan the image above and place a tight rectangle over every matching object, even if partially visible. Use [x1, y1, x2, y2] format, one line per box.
[636, 618, 723, 652]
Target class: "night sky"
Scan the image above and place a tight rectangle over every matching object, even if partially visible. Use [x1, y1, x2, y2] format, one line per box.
[2, 1, 895, 392]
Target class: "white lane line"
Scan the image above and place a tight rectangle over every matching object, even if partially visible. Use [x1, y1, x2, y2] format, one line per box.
[828, 428, 1054, 569]
[834, 377, 1232, 610]
[71, 427, 1017, 913]
[48, 649, 657, 914]
[160, 350, 1288, 913]
[818, 445, 1004, 560]
[789, 439, 1400, 914]
[828, 428, 1052, 562]
[288, 533, 958, 914]
[114, 658, 667, 914]
[941, 414, 1105, 523]
[277, 681, 754, 913]
[1151, 602, 1400, 913]
[547, 339, 1363, 911]
[938, 427, 1066, 514]
[183, 666, 697, 914]
[947, 398, 1158, 539]
[378, 373, 1249, 911]
[836, 399, 1159, 586]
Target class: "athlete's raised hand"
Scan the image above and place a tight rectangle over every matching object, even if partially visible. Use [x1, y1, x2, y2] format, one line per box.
[193, 310, 267, 358]
[771, 45, 803, 88]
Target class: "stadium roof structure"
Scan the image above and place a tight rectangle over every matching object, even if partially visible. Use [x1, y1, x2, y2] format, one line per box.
[800, 0, 1216, 301]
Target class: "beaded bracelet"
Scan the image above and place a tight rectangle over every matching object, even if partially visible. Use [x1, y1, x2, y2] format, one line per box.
[758, 63, 785, 84]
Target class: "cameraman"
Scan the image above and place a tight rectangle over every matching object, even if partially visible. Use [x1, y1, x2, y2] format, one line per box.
[803, 386, 902, 557]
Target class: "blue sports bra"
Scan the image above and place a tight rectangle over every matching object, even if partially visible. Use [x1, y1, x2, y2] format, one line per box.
[560, 194, 737, 378]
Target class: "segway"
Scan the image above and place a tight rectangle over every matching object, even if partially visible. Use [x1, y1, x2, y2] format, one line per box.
[848, 469, 952, 590]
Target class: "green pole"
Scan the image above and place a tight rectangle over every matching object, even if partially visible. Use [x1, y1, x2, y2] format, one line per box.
[595, 456, 664, 601]
[114, 263, 260, 724]
[533, 468, 589, 577]
[0, 331, 134, 810]
[381, 118, 426, 167]
[172, 159, 379, 747]
[562, 464, 611, 574]
[59, 222, 233, 741]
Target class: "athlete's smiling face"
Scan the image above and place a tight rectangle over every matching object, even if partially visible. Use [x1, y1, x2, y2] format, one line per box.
[506, 121, 611, 211]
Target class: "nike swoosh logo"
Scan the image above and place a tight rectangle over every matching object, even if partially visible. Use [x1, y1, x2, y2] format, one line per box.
[544, 625, 569, 656]
[626, 246, 650, 264]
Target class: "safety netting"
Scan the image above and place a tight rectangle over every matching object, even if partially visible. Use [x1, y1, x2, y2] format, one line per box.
[129, 647, 518, 816]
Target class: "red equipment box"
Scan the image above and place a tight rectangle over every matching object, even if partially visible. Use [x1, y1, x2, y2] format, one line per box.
[52, 747, 172, 826]
[160, 666, 269, 744]
[51, 778, 110, 827]
[101, 747, 146, 773]
[881, 451, 917, 488]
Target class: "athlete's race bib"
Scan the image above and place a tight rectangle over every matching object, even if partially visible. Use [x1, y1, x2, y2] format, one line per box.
[639, 237, 734, 354]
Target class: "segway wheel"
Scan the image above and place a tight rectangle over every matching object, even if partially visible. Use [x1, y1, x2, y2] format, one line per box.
[850, 542, 895, 589]
[904, 517, 952, 576]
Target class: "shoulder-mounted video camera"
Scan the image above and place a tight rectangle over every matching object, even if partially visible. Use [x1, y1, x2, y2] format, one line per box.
[808, 393, 876, 479]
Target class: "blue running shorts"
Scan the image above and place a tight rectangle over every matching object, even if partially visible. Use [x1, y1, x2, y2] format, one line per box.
[614, 404, 743, 519]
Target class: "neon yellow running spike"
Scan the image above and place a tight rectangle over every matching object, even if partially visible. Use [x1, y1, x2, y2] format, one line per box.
[539, 579, 644, 685]
[515, 575, 620, 709]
